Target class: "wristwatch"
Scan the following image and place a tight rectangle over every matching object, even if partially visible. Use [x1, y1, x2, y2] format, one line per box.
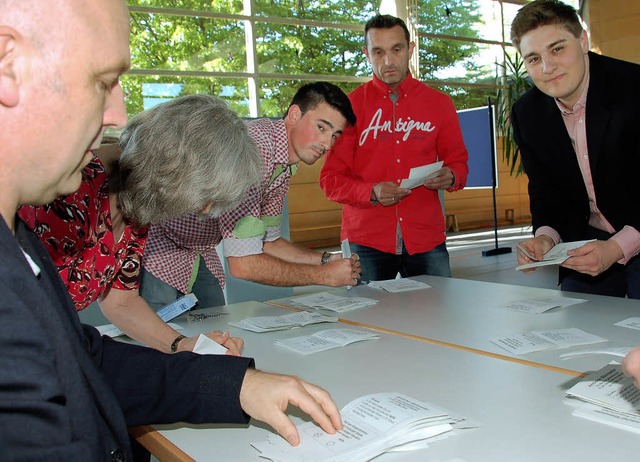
[170, 334, 187, 353]
[321, 251, 331, 265]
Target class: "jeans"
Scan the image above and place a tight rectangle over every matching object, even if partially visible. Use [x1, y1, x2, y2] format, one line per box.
[350, 241, 451, 283]
[561, 255, 640, 299]
[559, 226, 640, 299]
[139, 260, 225, 311]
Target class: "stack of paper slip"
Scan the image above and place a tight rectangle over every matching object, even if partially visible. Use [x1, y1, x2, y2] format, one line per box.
[367, 278, 431, 292]
[501, 296, 586, 314]
[565, 363, 640, 434]
[515, 239, 595, 271]
[228, 311, 338, 333]
[252, 392, 475, 462]
[290, 292, 378, 312]
[274, 328, 378, 355]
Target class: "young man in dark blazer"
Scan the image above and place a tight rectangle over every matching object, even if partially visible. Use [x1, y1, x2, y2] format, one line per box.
[511, 0, 640, 298]
[0, 0, 342, 459]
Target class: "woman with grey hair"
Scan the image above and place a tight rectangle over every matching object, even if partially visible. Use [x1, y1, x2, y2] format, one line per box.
[19, 94, 260, 354]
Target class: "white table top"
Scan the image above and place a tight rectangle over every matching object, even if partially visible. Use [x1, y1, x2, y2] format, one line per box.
[146, 301, 639, 461]
[268, 276, 640, 374]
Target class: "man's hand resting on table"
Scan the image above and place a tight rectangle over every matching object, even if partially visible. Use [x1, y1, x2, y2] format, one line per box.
[622, 347, 640, 388]
[239, 369, 343, 446]
[178, 330, 244, 355]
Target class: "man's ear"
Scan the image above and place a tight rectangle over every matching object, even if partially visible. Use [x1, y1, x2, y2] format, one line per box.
[287, 104, 301, 123]
[0, 27, 20, 108]
[579, 30, 589, 54]
[363, 46, 371, 63]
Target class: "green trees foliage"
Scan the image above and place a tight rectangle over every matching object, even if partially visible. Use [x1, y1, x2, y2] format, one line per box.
[125, 0, 492, 117]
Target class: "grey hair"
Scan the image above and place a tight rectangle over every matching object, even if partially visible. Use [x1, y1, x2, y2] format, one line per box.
[117, 94, 261, 226]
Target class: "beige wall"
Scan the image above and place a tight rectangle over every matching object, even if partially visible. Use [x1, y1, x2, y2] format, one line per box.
[586, 0, 640, 64]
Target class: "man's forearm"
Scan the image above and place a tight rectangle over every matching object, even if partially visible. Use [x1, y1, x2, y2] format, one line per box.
[262, 238, 325, 265]
[227, 253, 328, 286]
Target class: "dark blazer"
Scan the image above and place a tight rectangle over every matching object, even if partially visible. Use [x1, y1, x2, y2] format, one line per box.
[0, 217, 253, 461]
[512, 52, 640, 243]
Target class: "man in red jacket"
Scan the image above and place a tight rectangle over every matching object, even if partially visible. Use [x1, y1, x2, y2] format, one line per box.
[320, 14, 468, 282]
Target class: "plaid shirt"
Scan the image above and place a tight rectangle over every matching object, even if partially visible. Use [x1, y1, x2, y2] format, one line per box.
[142, 118, 292, 293]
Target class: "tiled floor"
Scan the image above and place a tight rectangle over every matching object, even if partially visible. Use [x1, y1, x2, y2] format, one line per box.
[447, 224, 559, 290]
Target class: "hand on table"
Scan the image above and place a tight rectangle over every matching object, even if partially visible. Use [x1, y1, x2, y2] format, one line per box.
[239, 368, 343, 446]
[622, 347, 640, 388]
[178, 330, 244, 356]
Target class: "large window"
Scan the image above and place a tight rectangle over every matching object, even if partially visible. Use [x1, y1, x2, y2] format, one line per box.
[124, 1, 579, 117]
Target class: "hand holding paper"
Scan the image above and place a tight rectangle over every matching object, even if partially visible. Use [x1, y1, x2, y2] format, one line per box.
[399, 161, 444, 189]
[515, 240, 595, 271]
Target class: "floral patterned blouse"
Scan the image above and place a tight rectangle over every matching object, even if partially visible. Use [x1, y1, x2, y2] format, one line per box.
[18, 156, 148, 311]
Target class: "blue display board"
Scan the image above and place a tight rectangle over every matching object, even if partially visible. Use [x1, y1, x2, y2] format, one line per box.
[457, 105, 496, 189]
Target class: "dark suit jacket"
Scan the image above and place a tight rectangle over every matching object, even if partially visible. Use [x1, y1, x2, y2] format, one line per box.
[512, 52, 640, 244]
[0, 217, 253, 461]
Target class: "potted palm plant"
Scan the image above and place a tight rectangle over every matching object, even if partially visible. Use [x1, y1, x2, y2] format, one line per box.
[495, 51, 533, 177]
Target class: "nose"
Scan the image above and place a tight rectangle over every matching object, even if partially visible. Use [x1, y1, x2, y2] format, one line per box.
[541, 56, 556, 74]
[103, 83, 128, 129]
[322, 133, 335, 151]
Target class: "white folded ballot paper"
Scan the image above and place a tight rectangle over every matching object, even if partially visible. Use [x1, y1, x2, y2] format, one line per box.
[290, 291, 378, 313]
[274, 328, 379, 355]
[565, 363, 640, 434]
[491, 327, 607, 355]
[252, 392, 473, 462]
[515, 240, 595, 271]
[368, 278, 431, 293]
[399, 160, 444, 189]
[228, 311, 338, 333]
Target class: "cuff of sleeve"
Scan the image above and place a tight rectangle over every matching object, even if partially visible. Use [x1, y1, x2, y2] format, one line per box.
[534, 226, 561, 245]
[223, 237, 264, 258]
[611, 226, 640, 265]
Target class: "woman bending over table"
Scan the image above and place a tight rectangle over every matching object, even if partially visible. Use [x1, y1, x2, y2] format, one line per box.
[19, 94, 260, 354]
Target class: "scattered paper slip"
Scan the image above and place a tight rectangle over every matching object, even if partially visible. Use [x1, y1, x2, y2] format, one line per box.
[399, 161, 444, 189]
[274, 328, 378, 355]
[96, 322, 183, 338]
[491, 328, 607, 355]
[156, 293, 198, 322]
[560, 347, 633, 360]
[565, 363, 640, 434]
[192, 334, 228, 355]
[252, 392, 473, 462]
[291, 291, 378, 312]
[228, 311, 338, 333]
[614, 317, 640, 331]
[502, 296, 586, 314]
[368, 278, 431, 293]
[515, 240, 595, 271]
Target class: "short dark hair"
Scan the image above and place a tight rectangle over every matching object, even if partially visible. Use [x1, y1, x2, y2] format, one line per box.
[287, 82, 356, 127]
[364, 14, 411, 48]
[511, 0, 584, 50]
